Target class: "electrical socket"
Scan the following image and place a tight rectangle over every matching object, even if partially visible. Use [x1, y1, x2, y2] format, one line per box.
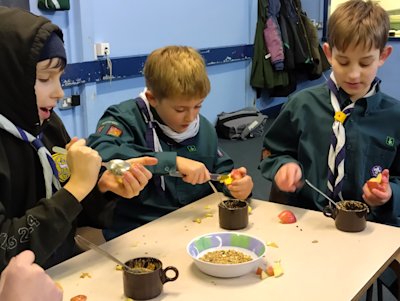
[58, 95, 80, 110]
[58, 97, 72, 110]
[95, 42, 110, 56]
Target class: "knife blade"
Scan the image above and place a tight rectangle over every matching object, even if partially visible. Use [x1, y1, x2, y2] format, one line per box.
[168, 171, 230, 182]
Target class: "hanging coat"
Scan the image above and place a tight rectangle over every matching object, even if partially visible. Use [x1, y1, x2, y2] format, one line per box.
[250, 0, 289, 91]
[263, 0, 284, 71]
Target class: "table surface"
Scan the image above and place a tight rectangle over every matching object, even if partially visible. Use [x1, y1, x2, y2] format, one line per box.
[47, 194, 400, 301]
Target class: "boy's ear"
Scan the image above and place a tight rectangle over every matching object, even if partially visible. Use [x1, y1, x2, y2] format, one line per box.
[145, 90, 157, 107]
[322, 43, 333, 65]
[378, 45, 393, 66]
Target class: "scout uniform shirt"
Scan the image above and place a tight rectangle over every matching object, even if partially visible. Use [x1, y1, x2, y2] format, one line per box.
[260, 82, 400, 227]
[87, 98, 234, 239]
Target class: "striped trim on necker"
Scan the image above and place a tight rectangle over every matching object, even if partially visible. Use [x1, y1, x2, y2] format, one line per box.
[326, 74, 379, 201]
[0, 114, 61, 198]
[327, 76, 354, 201]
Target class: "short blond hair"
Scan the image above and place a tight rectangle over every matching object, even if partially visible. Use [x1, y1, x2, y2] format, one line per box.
[328, 0, 389, 52]
[143, 46, 211, 100]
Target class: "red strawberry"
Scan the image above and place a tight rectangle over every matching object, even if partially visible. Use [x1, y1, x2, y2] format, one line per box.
[278, 210, 296, 224]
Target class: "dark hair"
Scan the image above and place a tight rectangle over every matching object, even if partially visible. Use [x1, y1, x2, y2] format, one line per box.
[40, 57, 66, 71]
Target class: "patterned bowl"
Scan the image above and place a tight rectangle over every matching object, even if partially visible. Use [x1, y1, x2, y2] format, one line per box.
[187, 232, 266, 278]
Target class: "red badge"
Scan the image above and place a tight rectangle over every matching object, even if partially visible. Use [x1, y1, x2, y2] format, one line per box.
[106, 125, 123, 137]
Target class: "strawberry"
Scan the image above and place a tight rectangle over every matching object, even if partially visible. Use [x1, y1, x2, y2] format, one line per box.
[266, 266, 274, 277]
[278, 210, 296, 224]
[230, 169, 243, 180]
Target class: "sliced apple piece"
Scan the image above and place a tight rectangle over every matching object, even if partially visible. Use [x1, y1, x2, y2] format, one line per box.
[367, 173, 382, 190]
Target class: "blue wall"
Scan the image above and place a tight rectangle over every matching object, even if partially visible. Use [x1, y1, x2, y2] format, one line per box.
[29, 0, 400, 138]
[30, 0, 258, 137]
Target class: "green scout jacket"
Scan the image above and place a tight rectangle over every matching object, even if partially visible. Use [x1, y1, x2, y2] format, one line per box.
[260, 82, 400, 226]
[87, 99, 234, 238]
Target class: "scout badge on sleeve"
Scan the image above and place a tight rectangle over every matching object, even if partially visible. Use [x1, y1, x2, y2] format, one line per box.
[106, 125, 123, 137]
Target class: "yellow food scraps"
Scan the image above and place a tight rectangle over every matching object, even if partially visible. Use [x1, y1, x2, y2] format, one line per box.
[204, 213, 213, 218]
[193, 218, 202, 223]
[273, 261, 284, 278]
[79, 272, 92, 279]
[248, 206, 252, 214]
[266, 241, 279, 248]
[220, 175, 233, 185]
[115, 264, 123, 271]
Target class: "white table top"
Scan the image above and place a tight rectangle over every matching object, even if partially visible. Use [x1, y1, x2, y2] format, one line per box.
[47, 194, 400, 301]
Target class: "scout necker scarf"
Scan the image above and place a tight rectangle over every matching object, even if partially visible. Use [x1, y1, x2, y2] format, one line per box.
[137, 89, 200, 190]
[0, 114, 61, 198]
[326, 74, 378, 201]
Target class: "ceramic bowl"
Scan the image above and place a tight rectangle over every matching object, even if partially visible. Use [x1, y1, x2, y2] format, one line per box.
[187, 232, 266, 278]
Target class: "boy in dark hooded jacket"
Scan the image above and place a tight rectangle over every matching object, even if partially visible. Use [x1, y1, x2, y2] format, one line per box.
[0, 6, 156, 271]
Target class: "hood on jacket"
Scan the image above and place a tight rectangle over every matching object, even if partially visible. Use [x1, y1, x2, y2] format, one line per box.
[0, 6, 64, 136]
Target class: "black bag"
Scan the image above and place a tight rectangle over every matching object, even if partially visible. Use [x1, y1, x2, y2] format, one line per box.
[216, 108, 267, 140]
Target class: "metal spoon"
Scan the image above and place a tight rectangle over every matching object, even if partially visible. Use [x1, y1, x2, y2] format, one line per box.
[305, 179, 338, 208]
[74, 235, 148, 273]
[209, 181, 228, 208]
[52, 146, 130, 176]
[102, 159, 131, 176]
[75, 235, 131, 269]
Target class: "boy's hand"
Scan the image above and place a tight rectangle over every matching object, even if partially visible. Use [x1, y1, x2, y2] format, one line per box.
[0, 250, 62, 301]
[226, 167, 253, 200]
[98, 157, 158, 198]
[176, 157, 210, 185]
[64, 139, 102, 201]
[274, 162, 303, 192]
[362, 169, 392, 206]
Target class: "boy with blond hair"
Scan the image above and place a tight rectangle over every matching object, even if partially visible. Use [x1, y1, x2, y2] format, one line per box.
[260, 0, 400, 226]
[88, 46, 254, 240]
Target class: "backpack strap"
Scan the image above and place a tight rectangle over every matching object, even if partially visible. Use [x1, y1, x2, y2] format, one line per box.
[240, 115, 267, 140]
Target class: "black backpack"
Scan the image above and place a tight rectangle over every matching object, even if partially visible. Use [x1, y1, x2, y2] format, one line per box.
[215, 108, 267, 140]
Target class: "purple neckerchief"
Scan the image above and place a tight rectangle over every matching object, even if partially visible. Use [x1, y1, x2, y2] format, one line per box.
[17, 128, 59, 179]
[135, 97, 164, 194]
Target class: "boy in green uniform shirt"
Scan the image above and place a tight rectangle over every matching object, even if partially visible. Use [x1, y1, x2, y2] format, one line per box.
[260, 0, 400, 226]
[88, 46, 254, 240]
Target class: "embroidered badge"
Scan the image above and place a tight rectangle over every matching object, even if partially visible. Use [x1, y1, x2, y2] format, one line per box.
[371, 165, 383, 177]
[106, 125, 123, 137]
[187, 145, 197, 152]
[386, 136, 395, 147]
[51, 152, 70, 183]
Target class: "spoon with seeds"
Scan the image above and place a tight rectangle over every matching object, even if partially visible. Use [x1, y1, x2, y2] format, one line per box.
[74, 235, 149, 273]
[52, 146, 131, 176]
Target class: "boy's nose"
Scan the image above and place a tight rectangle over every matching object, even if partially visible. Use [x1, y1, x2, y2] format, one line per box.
[53, 83, 64, 99]
[348, 68, 361, 79]
[184, 110, 197, 123]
